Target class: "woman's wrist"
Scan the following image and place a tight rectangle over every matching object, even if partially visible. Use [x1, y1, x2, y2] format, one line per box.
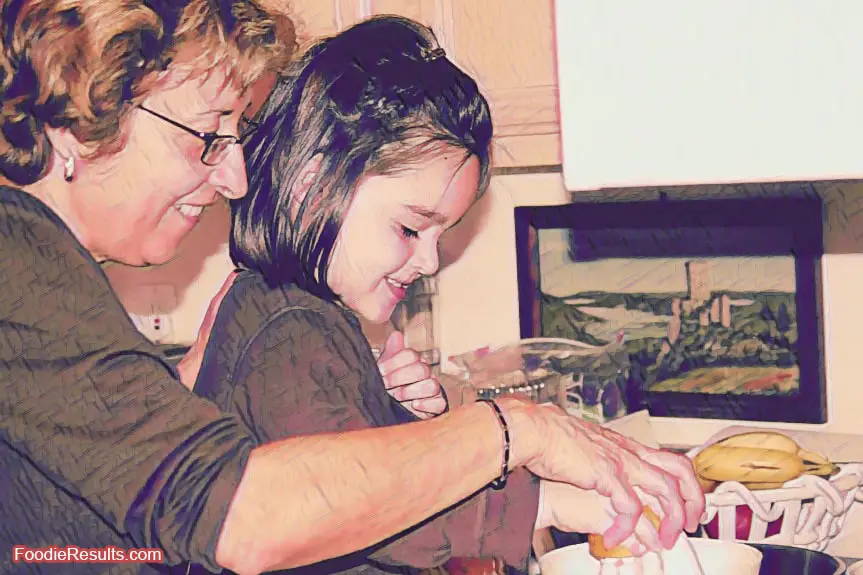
[477, 398, 512, 489]
[492, 397, 542, 469]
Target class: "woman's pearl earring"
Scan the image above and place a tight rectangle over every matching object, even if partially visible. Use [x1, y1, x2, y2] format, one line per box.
[63, 156, 75, 182]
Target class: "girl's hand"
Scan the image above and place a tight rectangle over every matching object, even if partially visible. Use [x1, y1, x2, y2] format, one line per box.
[535, 480, 665, 556]
[378, 331, 448, 419]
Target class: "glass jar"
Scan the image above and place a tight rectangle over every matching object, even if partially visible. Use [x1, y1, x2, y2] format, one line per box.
[448, 337, 632, 423]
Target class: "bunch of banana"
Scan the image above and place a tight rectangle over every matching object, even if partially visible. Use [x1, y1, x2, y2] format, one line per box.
[692, 431, 839, 494]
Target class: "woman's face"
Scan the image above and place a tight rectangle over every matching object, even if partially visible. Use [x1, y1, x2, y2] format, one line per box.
[66, 65, 254, 266]
[327, 149, 480, 324]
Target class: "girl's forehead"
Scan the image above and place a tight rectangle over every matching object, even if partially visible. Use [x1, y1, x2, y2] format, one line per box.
[361, 153, 480, 221]
[366, 153, 464, 194]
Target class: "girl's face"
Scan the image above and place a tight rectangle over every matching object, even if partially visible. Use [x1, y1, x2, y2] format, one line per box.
[327, 148, 480, 323]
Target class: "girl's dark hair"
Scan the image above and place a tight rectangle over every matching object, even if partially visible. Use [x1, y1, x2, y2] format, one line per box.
[231, 15, 493, 301]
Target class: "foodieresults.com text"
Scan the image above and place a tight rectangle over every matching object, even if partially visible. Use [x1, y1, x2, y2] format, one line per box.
[12, 545, 165, 564]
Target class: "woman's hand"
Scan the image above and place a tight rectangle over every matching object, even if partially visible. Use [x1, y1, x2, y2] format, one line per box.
[535, 480, 665, 556]
[177, 270, 238, 389]
[499, 399, 705, 552]
[378, 331, 448, 419]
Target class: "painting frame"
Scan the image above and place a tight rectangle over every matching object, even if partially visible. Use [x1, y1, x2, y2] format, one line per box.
[513, 196, 827, 423]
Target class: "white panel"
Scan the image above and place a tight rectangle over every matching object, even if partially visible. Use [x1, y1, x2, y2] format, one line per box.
[555, 1, 863, 190]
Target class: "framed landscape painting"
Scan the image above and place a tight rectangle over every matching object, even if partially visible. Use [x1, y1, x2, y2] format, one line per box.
[514, 196, 826, 423]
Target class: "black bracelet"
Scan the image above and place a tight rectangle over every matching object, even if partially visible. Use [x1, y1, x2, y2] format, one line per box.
[477, 398, 511, 490]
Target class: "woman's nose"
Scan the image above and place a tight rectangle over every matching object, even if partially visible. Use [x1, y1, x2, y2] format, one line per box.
[210, 145, 248, 200]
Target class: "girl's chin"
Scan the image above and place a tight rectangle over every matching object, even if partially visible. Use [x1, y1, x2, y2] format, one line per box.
[363, 309, 397, 325]
[352, 301, 397, 325]
[338, 288, 400, 324]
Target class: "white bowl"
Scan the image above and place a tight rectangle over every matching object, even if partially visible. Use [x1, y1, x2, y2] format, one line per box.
[539, 539, 762, 575]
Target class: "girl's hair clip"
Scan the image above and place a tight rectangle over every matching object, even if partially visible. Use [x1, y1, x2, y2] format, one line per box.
[371, 95, 403, 119]
[419, 46, 446, 62]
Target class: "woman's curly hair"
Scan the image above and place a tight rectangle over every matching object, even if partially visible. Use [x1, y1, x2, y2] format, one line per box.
[0, 0, 297, 185]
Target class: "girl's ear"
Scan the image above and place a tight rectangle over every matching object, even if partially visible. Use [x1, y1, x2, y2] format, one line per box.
[290, 153, 323, 216]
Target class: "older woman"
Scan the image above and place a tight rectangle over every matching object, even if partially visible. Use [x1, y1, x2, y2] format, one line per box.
[0, 2, 703, 575]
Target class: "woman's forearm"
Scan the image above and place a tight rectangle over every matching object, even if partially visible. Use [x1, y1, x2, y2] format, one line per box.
[215, 398, 537, 575]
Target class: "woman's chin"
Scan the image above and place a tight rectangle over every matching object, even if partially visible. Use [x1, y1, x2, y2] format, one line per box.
[136, 245, 179, 267]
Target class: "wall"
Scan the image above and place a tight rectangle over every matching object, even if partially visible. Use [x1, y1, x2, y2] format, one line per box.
[435, 172, 863, 447]
[105, 171, 863, 447]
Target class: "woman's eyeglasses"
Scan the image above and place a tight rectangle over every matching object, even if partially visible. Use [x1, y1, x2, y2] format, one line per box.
[138, 105, 259, 166]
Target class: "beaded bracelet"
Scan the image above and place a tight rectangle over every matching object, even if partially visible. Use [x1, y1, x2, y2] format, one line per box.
[477, 398, 511, 490]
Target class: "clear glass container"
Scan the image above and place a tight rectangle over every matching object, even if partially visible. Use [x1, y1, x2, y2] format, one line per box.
[448, 337, 632, 423]
[392, 276, 440, 372]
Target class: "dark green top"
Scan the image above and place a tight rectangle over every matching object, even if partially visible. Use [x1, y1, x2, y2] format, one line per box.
[0, 187, 254, 574]
[194, 270, 541, 575]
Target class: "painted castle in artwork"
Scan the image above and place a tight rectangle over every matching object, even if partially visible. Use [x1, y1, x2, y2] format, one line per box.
[540, 256, 799, 396]
[656, 261, 735, 365]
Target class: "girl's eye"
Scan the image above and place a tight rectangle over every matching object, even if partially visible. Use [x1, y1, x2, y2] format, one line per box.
[400, 225, 419, 240]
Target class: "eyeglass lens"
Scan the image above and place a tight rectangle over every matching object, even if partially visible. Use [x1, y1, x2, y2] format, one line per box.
[201, 116, 258, 165]
[202, 138, 234, 166]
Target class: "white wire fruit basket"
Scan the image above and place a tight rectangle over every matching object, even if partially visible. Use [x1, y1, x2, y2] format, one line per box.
[686, 444, 863, 551]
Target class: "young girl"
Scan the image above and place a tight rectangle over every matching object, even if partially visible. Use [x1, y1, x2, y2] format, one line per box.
[194, 15, 675, 575]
